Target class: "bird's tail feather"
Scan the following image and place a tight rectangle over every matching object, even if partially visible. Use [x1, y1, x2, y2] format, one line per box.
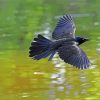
[29, 34, 55, 60]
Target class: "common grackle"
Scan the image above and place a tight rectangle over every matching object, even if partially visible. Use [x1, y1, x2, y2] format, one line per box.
[29, 15, 91, 69]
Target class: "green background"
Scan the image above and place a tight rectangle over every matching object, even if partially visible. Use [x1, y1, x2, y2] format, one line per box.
[0, 0, 100, 100]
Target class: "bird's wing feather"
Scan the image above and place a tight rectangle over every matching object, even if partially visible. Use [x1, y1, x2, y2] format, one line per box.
[52, 15, 76, 40]
[58, 44, 91, 69]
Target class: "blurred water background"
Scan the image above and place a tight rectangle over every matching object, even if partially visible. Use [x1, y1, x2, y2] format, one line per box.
[0, 0, 100, 100]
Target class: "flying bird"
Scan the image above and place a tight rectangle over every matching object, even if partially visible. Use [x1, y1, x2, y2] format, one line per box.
[29, 14, 91, 69]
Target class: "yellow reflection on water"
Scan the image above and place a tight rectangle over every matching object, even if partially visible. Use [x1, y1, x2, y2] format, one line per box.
[0, 49, 100, 100]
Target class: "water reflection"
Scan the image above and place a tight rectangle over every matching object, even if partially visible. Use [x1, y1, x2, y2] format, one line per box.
[0, 36, 100, 99]
[0, 1, 100, 98]
[0, 17, 99, 99]
[48, 53, 91, 99]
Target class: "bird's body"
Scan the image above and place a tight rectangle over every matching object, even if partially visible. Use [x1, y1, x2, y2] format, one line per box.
[29, 14, 91, 69]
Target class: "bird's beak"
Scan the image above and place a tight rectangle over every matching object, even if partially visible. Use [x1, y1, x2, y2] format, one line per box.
[85, 38, 89, 41]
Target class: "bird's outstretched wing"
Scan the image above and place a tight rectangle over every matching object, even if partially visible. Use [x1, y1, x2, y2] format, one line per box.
[52, 15, 76, 40]
[58, 43, 91, 69]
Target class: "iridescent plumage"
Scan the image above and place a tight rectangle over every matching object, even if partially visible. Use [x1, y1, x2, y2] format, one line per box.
[29, 14, 91, 69]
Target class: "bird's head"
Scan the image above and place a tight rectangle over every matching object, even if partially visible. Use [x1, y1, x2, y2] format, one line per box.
[76, 37, 89, 45]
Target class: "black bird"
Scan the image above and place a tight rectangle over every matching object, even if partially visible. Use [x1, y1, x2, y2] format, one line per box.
[29, 14, 91, 69]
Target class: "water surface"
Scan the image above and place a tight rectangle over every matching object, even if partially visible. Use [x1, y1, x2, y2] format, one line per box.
[0, 0, 100, 100]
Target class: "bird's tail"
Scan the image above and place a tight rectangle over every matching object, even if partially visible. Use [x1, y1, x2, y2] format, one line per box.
[29, 34, 56, 60]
